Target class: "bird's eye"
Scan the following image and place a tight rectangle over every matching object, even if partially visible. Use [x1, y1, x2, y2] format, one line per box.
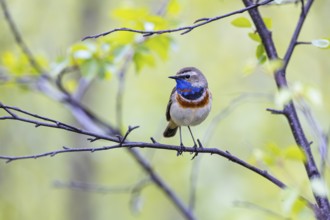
[185, 75, 190, 79]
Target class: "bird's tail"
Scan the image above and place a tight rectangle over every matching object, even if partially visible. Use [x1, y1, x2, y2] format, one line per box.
[163, 121, 178, 137]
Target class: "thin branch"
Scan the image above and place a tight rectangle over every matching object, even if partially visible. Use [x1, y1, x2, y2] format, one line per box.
[0, 0, 47, 75]
[0, 141, 286, 189]
[242, 0, 330, 213]
[0, 103, 119, 142]
[116, 52, 133, 130]
[0, 104, 285, 190]
[53, 180, 132, 194]
[282, 0, 313, 71]
[82, 0, 273, 40]
[1, 2, 195, 219]
[0, 103, 196, 220]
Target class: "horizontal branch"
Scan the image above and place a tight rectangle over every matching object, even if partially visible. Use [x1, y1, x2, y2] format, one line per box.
[0, 102, 285, 189]
[0, 103, 119, 143]
[82, 0, 273, 40]
[0, 140, 286, 189]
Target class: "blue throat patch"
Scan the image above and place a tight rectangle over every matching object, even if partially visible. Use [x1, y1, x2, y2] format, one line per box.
[175, 79, 204, 100]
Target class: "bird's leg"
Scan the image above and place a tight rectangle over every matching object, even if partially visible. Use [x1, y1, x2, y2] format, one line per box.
[187, 126, 197, 148]
[177, 126, 184, 156]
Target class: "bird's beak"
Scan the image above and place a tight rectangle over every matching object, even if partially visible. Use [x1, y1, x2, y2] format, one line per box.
[169, 75, 179, 79]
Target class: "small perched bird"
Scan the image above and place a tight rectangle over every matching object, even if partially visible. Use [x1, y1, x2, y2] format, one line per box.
[163, 67, 212, 151]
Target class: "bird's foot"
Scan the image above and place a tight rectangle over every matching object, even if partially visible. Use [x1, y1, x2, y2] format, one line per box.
[177, 143, 185, 156]
[191, 139, 203, 160]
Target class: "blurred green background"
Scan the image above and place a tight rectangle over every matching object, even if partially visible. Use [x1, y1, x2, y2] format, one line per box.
[0, 0, 330, 219]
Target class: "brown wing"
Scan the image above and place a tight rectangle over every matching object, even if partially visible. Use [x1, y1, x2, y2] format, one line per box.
[165, 87, 176, 121]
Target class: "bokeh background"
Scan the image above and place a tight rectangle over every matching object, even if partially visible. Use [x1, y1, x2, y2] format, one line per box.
[0, 0, 330, 219]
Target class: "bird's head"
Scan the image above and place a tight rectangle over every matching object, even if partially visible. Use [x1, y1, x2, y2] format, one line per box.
[169, 67, 207, 88]
[169, 67, 208, 99]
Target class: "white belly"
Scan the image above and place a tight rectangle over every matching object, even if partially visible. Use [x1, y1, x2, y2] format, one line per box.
[170, 102, 211, 126]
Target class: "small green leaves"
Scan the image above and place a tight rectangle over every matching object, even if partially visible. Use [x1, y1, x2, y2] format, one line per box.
[248, 32, 261, 42]
[256, 44, 266, 64]
[250, 142, 306, 166]
[231, 17, 252, 28]
[263, 17, 272, 29]
[311, 39, 330, 49]
[231, 16, 275, 68]
[282, 145, 306, 162]
[167, 0, 180, 16]
[1, 51, 48, 76]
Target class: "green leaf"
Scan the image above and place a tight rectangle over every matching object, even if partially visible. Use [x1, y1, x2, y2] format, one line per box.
[133, 51, 155, 73]
[231, 17, 252, 28]
[256, 44, 265, 59]
[248, 32, 261, 42]
[311, 39, 330, 49]
[167, 0, 181, 16]
[258, 54, 267, 64]
[263, 17, 272, 29]
[145, 36, 171, 60]
[283, 145, 306, 162]
[80, 59, 99, 78]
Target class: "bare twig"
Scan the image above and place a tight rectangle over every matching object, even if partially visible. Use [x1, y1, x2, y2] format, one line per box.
[242, 0, 330, 214]
[1, 1, 195, 219]
[0, 103, 286, 190]
[82, 0, 273, 40]
[282, 0, 313, 71]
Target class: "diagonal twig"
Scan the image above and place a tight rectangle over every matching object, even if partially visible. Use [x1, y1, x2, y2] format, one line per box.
[82, 0, 273, 40]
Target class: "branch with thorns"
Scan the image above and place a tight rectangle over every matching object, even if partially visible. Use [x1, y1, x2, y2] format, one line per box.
[0, 103, 286, 190]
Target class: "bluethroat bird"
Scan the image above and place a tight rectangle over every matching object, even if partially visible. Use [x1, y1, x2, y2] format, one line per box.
[163, 67, 212, 152]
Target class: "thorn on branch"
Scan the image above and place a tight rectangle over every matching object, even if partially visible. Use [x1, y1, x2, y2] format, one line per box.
[266, 108, 285, 115]
[88, 137, 100, 142]
[35, 124, 41, 127]
[194, 18, 210, 23]
[180, 28, 193, 35]
[177, 145, 185, 156]
[143, 33, 154, 37]
[197, 139, 204, 149]
[150, 137, 157, 144]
